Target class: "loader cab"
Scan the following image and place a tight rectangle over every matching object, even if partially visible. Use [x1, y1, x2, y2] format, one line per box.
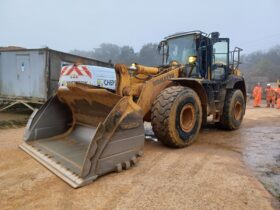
[160, 31, 232, 81]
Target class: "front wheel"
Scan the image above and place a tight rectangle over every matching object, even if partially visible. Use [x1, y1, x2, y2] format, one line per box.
[151, 86, 202, 148]
[217, 89, 245, 130]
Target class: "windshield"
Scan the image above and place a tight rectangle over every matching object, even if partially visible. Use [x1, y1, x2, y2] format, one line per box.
[166, 35, 196, 65]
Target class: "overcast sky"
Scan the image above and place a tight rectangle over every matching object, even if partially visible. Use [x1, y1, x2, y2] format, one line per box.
[1, 0, 280, 54]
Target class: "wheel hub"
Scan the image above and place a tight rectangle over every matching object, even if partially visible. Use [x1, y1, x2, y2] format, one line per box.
[234, 101, 242, 121]
[180, 104, 195, 133]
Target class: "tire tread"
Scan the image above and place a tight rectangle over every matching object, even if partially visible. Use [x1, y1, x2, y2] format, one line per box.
[151, 86, 199, 147]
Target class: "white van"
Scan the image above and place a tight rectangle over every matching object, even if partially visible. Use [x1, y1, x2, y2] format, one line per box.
[58, 65, 116, 90]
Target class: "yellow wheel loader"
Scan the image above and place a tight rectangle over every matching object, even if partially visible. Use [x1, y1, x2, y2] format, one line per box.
[20, 31, 246, 188]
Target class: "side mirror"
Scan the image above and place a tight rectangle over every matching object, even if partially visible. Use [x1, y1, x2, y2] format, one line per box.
[158, 41, 167, 55]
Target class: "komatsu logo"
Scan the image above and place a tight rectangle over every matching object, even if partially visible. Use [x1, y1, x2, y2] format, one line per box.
[153, 73, 175, 86]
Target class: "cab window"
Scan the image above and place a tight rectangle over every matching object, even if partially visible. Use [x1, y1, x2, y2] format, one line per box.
[212, 40, 229, 80]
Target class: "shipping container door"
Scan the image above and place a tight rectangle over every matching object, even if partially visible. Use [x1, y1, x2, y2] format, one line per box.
[16, 55, 31, 97]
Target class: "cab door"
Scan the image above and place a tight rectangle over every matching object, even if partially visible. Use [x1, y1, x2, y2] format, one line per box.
[16, 54, 31, 97]
[211, 38, 229, 80]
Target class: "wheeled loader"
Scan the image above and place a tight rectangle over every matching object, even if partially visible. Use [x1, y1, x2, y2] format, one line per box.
[20, 31, 246, 188]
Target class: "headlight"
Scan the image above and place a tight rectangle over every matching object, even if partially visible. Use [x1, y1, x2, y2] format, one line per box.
[188, 56, 197, 65]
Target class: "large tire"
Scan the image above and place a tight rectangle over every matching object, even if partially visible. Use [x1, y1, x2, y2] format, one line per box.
[218, 89, 245, 130]
[151, 86, 202, 148]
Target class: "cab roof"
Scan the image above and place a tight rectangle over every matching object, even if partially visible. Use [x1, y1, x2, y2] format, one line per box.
[164, 30, 207, 40]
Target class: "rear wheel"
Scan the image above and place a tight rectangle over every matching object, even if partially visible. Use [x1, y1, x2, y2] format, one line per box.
[217, 89, 245, 130]
[151, 86, 202, 148]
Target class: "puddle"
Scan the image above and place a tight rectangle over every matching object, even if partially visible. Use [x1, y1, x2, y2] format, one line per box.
[242, 126, 280, 198]
[144, 120, 280, 200]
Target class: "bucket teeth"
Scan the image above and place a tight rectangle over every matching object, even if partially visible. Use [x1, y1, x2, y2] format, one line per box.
[131, 156, 138, 165]
[124, 161, 131, 170]
[116, 163, 123, 172]
[115, 155, 140, 172]
[137, 150, 144, 157]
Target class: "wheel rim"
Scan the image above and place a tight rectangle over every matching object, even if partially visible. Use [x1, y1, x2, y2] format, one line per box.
[234, 101, 242, 121]
[180, 104, 195, 133]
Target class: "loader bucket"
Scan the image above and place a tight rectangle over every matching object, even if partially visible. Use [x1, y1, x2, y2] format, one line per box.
[20, 83, 144, 188]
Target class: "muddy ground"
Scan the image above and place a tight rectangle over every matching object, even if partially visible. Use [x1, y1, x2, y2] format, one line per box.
[0, 104, 280, 210]
[0, 111, 30, 128]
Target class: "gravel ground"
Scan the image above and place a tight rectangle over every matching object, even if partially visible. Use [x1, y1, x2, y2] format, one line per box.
[0, 105, 279, 210]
